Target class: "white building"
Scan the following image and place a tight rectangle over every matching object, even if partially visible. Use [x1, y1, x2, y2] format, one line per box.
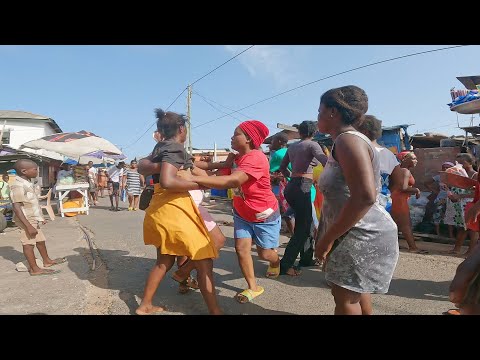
[0, 110, 64, 187]
[0, 110, 64, 160]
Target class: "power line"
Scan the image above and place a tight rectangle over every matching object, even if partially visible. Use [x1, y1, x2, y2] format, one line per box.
[417, 122, 459, 134]
[194, 93, 243, 123]
[193, 90, 252, 118]
[191, 45, 255, 86]
[193, 45, 469, 129]
[193, 92, 248, 123]
[122, 86, 188, 149]
[121, 46, 255, 150]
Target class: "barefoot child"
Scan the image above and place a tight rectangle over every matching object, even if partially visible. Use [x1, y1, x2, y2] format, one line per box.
[10, 159, 66, 276]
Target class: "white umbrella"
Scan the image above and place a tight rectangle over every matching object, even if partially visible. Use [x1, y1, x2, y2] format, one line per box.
[20, 130, 124, 161]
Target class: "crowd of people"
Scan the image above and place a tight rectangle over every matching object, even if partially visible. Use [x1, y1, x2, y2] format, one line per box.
[132, 84, 442, 316]
[54, 160, 145, 212]
[5, 84, 480, 315]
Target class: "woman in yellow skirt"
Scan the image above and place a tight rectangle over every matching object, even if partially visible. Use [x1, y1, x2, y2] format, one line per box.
[136, 109, 221, 315]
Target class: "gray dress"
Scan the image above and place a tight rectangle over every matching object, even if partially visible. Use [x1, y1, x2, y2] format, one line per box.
[317, 131, 399, 294]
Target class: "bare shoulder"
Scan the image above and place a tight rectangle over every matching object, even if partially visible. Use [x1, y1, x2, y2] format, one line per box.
[334, 132, 370, 154]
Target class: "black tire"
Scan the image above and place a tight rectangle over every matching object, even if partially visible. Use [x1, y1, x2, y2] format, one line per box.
[0, 214, 7, 233]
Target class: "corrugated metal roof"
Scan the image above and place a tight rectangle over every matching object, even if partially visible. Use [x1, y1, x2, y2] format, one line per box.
[382, 124, 412, 131]
[0, 110, 63, 133]
[456, 76, 480, 90]
[0, 110, 50, 120]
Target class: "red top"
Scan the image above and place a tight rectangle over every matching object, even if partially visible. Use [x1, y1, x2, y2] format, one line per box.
[232, 150, 278, 222]
[391, 174, 415, 215]
[466, 179, 480, 231]
[217, 168, 232, 176]
[474, 180, 480, 203]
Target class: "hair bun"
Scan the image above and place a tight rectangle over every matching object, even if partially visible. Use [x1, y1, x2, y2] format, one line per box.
[154, 108, 166, 120]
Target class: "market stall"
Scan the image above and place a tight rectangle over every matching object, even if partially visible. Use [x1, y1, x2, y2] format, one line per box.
[56, 183, 90, 217]
[55, 164, 91, 217]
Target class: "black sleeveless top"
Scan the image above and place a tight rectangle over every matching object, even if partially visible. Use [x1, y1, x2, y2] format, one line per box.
[151, 141, 193, 184]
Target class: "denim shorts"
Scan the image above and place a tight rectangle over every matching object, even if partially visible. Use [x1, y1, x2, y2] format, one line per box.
[233, 210, 280, 249]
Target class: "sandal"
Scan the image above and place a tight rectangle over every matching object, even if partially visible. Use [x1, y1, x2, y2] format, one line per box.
[266, 265, 280, 279]
[172, 274, 199, 290]
[235, 286, 265, 304]
[443, 308, 460, 315]
[178, 283, 190, 294]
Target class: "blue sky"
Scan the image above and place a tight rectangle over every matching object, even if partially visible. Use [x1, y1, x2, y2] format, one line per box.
[1, 45, 479, 160]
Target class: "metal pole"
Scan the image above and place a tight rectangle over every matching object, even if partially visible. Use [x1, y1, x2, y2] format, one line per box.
[187, 84, 192, 155]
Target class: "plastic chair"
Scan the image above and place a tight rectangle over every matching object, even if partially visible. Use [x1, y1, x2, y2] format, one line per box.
[40, 188, 57, 221]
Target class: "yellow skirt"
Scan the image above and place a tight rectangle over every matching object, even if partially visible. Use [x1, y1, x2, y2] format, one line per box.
[143, 184, 218, 260]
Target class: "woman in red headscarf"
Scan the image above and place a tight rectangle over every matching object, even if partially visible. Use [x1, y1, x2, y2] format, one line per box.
[179, 120, 281, 304]
[390, 151, 428, 253]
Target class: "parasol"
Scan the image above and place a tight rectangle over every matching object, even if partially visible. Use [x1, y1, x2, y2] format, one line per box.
[20, 130, 125, 162]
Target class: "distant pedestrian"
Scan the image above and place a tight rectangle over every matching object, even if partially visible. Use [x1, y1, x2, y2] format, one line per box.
[425, 162, 454, 237]
[123, 160, 144, 211]
[97, 169, 108, 198]
[446, 153, 478, 256]
[0, 174, 11, 201]
[107, 162, 125, 211]
[87, 161, 98, 206]
[390, 151, 428, 253]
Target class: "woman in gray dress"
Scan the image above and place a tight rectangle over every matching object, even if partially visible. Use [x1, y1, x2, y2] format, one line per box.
[315, 85, 399, 315]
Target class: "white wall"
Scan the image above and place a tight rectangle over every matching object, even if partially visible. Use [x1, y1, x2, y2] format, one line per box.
[3, 119, 63, 160]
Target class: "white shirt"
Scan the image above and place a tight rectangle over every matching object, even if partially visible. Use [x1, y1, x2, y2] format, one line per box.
[88, 167, 98, 182]
[375, 147, 399, 176]
[107, 166, 124, 183]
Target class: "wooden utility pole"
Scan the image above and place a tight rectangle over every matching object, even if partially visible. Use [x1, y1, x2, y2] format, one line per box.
[186, 84, 192, 155]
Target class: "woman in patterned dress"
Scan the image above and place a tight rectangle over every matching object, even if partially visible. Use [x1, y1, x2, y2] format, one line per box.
[123, 160, 144, 211]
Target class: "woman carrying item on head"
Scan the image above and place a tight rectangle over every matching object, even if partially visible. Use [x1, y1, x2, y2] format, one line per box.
[425, 162, 455, 237]
[444, 153, 478, 256]
[389, 151, 428, 253]
[178, 120, 281, 304]
[136, 108, 221, 315]
[315, 85, 399, 315]
[278, 121, 327, 276]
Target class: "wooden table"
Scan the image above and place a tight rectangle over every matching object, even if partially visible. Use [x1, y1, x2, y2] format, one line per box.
[55, 183, 90, 217]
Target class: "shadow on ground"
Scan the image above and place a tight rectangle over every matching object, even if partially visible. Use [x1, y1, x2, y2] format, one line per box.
[68, 242, 296, 315]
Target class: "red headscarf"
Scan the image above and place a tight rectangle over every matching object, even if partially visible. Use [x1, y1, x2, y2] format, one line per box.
[239, 120, 269, 149]
[397, 151, 413, 162]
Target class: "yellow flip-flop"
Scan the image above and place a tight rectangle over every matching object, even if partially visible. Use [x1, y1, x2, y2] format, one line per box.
[266, 265, 280, 279]
[235, 286, 265, 304]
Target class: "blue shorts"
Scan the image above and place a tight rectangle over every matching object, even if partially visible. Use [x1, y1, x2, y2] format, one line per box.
[233, 210, 280, 249]
[283, 207, 295, 219]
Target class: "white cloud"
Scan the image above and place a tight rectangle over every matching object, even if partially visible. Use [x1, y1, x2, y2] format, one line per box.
[224, 45, 306, 88]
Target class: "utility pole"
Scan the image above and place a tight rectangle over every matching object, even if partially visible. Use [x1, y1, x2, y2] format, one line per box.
[186, 84, 192, 155]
